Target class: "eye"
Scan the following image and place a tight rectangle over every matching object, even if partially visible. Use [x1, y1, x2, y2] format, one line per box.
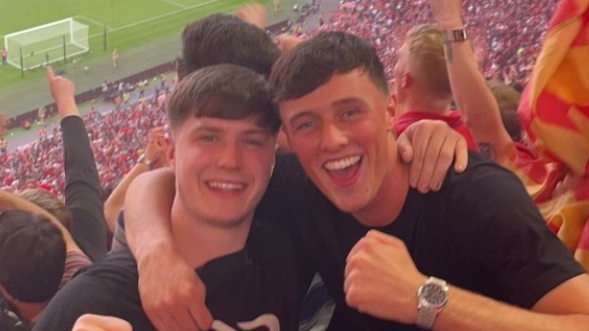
[242, 138, 263, 146]
[296, 120, 315, 132]
[343, 109, 359, 118]
[198, 134, 217, 142]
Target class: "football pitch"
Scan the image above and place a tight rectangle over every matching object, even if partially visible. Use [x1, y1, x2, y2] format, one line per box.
[0, 0, 298, 96]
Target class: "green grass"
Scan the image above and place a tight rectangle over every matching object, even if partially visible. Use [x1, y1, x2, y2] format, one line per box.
[0, 0, 296, 91]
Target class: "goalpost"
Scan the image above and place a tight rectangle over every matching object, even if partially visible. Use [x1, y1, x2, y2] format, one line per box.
[3, 18, 90, 71]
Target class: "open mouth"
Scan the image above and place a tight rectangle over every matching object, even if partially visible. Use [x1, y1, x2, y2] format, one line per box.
[323, 155, 362, 187]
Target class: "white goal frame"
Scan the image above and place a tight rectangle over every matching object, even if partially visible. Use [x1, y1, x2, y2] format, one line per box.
[3, 18, 90, 71]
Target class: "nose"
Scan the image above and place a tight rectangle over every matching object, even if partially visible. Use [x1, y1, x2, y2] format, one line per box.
[217, 142, 241, 171]
[320, 123, 348, 152]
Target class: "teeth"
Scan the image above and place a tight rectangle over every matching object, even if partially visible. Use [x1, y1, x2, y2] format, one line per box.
[324, 155, 361, 171]
[207, 181, 244, 190]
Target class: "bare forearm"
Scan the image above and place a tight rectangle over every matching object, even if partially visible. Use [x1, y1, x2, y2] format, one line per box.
[104, 163, 150, 232]
[124, 168, 176, 264]
[435, 286, 589, 331]
[444, 36, 515, 162]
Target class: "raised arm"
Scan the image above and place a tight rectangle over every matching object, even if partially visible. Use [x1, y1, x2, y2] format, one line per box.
[47, 67, 107, 261]
[104, 127, 168, 232]
[124, 168, 212, 331]
[431, 0, 516, 163]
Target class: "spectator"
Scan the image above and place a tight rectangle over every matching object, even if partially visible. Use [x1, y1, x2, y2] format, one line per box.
[1, 47, 7, 65]
[111, 49, 119, 69]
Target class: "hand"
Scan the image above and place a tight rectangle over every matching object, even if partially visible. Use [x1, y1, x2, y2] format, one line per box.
[274, 34, 302, 54]
[235, 3, 266, 29]
[72, 314, 132, 331]
[144, 127, 168, 169]
[137, 245, 213, 331]
[344, 230, 427, 324]
[46, 67, 79, 118]
[397, 119, 468, 193]
[428, 0, 464, 30]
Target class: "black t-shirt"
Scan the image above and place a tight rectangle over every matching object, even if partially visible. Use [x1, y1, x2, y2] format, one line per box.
[0, 300, 30, 331]
[33, 219, 304, 331]
[261, 153, 585, 331]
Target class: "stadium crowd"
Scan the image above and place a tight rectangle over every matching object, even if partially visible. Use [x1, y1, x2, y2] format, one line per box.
[0, 88, 170, 195]
[0, 0, 560, 197]
[0, 0, 588, 330]
[308, 0, 559, 88]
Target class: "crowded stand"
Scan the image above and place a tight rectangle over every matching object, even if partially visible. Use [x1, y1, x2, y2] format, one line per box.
[308, 0, 560, 88]
[0, 85, 170, 195]
[0, 0, 561, 198]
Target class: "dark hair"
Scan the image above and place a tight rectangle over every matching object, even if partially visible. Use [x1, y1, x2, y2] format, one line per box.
[488, 80, 522, 141]
[180, 14, 280, 79]
[167, 64, 281, 135]
[270, 31, 388, 103]
[0, 210, 66, 303]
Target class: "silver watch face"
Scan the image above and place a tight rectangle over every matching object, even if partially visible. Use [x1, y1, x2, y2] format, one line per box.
[420, 283, 448, 306]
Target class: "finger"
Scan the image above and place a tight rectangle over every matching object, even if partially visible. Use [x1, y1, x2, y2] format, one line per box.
[74, 314, 132, 331]
[416, 129, 446, 193]
[365, 229, 396, 244]
[171, 308, 202, 331]
[189, 301, 213, 330]
[144, 306, 182, 331]
[408, 126, 431, 189]
[426, 134, 456, 191]
[46, 66, 55, 81]
[396, 132, 414, 164]
[453, 136, 468, 173]
[346, 237, 367, 263]
[343, 268, 359, 294]
[156, 312, 184, 331]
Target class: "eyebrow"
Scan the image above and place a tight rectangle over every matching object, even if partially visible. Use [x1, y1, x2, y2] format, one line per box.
[189, 126, 269, 136]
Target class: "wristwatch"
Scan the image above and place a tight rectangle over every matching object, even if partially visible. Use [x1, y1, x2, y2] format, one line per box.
[443, 28, 468, 43]
[137, 153, 153, 169]
[416, 277, 449, 329]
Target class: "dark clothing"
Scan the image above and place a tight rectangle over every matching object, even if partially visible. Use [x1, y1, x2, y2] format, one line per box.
[61, 116, 107, 261]
[0, 300, 30, 331]
[33, 219, 304, 331]
[262, 153, 585, 331]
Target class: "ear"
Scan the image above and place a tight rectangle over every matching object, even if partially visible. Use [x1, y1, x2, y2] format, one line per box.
[402, 72, 412, 89]
[386, 94, 397, 131]
[167, 141, 176, 168]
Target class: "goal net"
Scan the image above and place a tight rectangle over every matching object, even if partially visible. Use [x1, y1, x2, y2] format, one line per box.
[4, 18, 90, 71]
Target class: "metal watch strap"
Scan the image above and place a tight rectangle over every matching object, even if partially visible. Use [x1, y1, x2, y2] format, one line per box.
[416, 277, 449, 330]
[416, 306, 438, 329]
[443, 28, 468, 43]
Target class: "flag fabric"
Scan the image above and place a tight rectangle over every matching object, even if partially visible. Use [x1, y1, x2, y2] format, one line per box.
[515, 0, 589, 270]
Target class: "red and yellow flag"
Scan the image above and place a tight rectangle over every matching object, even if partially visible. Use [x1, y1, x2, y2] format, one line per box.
[516, 0, 589, 270]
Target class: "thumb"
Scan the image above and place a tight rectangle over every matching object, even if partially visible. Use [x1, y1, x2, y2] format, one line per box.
[46, 66, 55, 81]
[397, 133, 414, 163]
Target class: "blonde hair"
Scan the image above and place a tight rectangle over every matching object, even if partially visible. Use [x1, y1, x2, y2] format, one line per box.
[19, 188, 73, 230]
[405, 24, 452, 100]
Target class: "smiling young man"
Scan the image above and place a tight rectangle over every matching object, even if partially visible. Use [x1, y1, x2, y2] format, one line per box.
[33, 64, 302, 331]
[268, 31, 589, 330]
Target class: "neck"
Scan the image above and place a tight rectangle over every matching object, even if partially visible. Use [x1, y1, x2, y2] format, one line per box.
[353, 136, 411, 227]
[398, 94, 451, 117]
[170, 200, 252, 269]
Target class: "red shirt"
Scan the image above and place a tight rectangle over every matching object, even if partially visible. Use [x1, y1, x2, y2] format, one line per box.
[395, 111, 479, 151]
